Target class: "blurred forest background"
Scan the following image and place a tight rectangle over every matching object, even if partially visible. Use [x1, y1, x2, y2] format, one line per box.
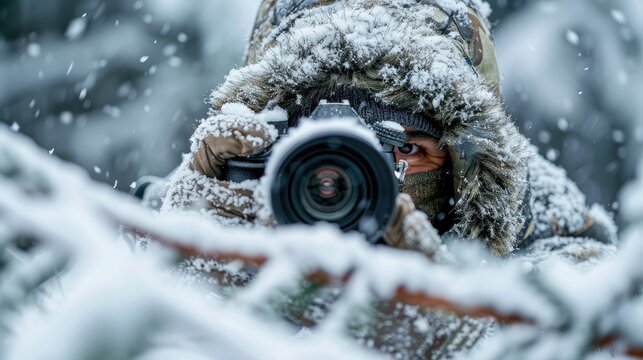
[1, 0, 641, 227]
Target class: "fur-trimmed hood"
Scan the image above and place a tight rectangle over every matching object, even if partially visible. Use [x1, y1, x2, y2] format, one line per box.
[210, 0, 531, 255]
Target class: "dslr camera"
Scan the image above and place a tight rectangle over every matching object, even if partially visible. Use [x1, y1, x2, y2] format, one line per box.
[224, 101, 409, 243]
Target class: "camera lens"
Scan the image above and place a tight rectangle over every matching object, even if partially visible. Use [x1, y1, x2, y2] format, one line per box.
[268, 129, 398, 243]
[289, 153, 365, 227]
[301, 165, 358, 221]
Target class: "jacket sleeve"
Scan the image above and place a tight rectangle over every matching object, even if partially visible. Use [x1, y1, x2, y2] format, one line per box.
[516, 153, 618, 266]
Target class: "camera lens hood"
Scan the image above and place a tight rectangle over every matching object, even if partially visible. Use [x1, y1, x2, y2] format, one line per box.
[266, 120, 398, 243]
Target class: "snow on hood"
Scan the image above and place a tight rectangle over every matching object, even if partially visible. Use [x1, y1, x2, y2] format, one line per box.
[210, 0, 531, 255]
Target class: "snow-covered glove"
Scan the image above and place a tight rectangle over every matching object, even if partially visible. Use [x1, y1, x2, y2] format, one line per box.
[162, 106, 278, 223]
[191, 118, 275, 180]
[383, 194, 446, 261]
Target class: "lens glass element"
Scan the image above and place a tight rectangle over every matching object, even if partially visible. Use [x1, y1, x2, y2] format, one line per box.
[301, 165, 358, 221]
[270, 131, 398, 243]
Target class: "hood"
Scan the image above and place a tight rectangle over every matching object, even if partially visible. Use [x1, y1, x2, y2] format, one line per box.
[210, 0, 530, 255]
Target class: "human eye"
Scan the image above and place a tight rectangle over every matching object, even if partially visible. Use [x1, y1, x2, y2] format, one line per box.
[397, 143, 422, 156]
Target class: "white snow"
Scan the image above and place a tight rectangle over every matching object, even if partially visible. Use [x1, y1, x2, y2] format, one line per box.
[221, 102, 255, 117]
[381, 120, 405, 132]
[611, 9, 627, 24]
[65, 17, 87, 40]
[528, 149, 587, 238]
[2, 0, 643, 357]
[187, 109, 279, 155]
[26, 43, 41, 58]
[565, 30, 580, 45]
[212, 0, 495, 119]
[0, 117, 641, 359]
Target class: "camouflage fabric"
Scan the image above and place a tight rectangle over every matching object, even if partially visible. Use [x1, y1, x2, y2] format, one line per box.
[245, 0, 501, 96]
[160, 0, 618, 359]
[215, 0, 531, 255]
[234, 3, 503, 359]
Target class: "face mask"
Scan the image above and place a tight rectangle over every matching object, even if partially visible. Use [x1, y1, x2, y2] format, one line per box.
[400, 169, 453, 222]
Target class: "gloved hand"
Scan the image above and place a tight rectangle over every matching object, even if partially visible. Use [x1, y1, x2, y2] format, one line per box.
[192, 111, 278, 221]
[191, 116, 276, 180]
[163, 106, 279, 224]
[383, 194, 446, 261]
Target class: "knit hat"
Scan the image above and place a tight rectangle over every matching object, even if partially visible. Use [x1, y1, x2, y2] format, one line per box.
[287, 85, 443, 139]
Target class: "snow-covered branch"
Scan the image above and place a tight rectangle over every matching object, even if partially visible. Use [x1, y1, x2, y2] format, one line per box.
[1, 124, 642, 359]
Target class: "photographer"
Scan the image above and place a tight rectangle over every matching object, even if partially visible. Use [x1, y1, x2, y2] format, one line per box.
[160, 0, 618, 358]
[164, 0, 616, 255]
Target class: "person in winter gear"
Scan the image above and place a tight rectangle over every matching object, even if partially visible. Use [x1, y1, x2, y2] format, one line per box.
[164, 0, 616, 255]
[161, 0, 619, 358]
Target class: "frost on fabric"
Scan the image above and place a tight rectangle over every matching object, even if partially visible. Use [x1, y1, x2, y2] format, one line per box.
[212, 0, 493, 119]
[163, 104, 282, 222]
[3, 124, 643, 360]
[162, 160, 259, 223]
[349, 301, 494, 360]
[518, 237, 617, 272]
[381, 120, 405, 132]
[527, 149, 587, 238]
[162, 106, 284, 288]
[211, 0, 532, 256]
[221, 102, 289, 124]
[189, 104, 280, 154]
[401, 210, 450, 262]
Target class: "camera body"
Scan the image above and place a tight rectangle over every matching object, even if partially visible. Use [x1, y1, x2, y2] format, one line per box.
[224, 101, 407, 243]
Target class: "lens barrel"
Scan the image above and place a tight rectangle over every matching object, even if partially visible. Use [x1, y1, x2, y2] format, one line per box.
[269, 131, 397, 243]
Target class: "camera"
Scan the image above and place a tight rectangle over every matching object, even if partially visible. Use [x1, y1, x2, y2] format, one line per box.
[224, 101, 409, 243]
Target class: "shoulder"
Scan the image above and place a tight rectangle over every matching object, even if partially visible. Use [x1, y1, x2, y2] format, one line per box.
[517, 150, 618, 260]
